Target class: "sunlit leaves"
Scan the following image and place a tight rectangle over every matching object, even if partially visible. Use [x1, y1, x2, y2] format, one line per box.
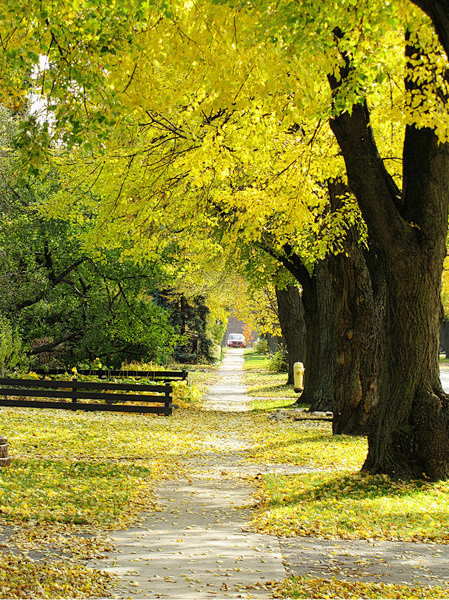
[255, 471, 449, 542]
[0, 555, 112, 599]
[275, 576, 449, 599]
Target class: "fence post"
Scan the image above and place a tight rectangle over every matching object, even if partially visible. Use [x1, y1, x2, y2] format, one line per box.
[0, 436, 11, 466]
[71, 377, 78, 409]
[165, 383, 172, 416]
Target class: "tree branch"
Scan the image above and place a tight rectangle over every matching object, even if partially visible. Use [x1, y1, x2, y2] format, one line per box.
[327, 30, 410, 252]
[16, 258, 86, 311]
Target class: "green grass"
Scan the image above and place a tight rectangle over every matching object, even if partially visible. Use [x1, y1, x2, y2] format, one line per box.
[1, 408, 215, 528]
[274, 577, 449, 599]
[0, 458, 151, 525]
[188, 366, 222, 398]
[243, 355, 449, 545]
[3, 355, 449, 598]
[246, 421, 367, 469]
[254, 470, 449, 542]
[242, 350, 299, 409]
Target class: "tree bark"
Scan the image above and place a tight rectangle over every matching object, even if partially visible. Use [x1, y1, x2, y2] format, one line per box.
[327, 180, 384, 435]
[309, 258, 334, 412]
[276, 249, 333, 409]
[275, 283, 306, 385]
[330, 247, 383, 434]
[328, 35, 449, 479]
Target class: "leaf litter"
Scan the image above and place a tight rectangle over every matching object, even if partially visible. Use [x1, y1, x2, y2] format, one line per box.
[1, 382, 449, 597]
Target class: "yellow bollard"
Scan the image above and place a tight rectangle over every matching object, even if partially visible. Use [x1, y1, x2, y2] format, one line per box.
[293, 362, 305, 394]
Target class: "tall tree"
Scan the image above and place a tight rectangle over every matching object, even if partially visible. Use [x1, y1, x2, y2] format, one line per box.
[275, 283, 306, 385]
[328, 25, 449, 478]
[4, 1, 449, 475]
[327, 180, 384, 435]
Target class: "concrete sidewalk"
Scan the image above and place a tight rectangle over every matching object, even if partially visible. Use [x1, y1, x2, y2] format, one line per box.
[204, 350, 251, 412]
[88, 349, 449, 597]
[89, 349, 286, 599]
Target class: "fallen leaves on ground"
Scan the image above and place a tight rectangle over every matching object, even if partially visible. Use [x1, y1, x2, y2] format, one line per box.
[273, 576, 449, 599]
[0, 554, 112, 599]
[253, 471, 449, 542]
[2, 373, 449, 598]
[245, 421, 367, 470]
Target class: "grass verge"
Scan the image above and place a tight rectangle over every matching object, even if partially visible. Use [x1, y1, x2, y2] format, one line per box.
[273, 577, 449, 599]
[253, 470, 449, 541]
[242, 350, 299, 410]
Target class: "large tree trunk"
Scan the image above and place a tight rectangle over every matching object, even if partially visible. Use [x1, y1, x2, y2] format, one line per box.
[330, 247, 384, 434]
[364, 230, 448, 479]
[299, 270, 321, 406]
[276, 250, 334, 410]
[328, 180, 384, 435]
[309, 258, 334, 412]
[328, 34, 449, 478]
[275, 283, 306, 385]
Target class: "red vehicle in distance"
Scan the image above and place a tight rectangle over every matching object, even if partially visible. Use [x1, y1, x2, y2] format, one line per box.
[226, 333, 246, 348]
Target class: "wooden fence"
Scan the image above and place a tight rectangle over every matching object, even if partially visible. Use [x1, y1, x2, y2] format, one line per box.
[0, 377, 174, 415]
[32, 368, 188, 382]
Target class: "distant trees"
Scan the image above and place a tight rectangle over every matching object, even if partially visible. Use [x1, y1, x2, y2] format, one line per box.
[0, 108, 219, 368]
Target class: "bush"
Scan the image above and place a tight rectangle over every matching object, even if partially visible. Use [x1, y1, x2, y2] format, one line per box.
[268, 348, 288, 373]
[253, 338, 268, 354]
[0, 315, 25, 376]
[172, 381, 202, 406]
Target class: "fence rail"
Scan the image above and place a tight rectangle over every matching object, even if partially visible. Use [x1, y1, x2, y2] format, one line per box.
[32, 368, 188, 381]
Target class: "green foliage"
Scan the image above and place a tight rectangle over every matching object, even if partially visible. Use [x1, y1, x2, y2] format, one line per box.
[0, 315, 25, 376]
[268, 348, 288, 373]
[159, 293, 215, 364]
[0, 109, 190, 368]
[253, 339, 269, 354]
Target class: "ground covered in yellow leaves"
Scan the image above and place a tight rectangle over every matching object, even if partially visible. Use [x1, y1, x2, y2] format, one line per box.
[1, 360, 449, 598]
[272, 576, 449, 599]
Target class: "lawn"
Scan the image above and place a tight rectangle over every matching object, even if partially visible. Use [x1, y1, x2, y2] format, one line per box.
[0, 407, 215, 598]
[242, 349, 299, 410]
[2, 356, 449, 599]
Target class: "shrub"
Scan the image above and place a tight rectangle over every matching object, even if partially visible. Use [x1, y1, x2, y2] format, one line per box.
[253, 338, 268, 354]
[268, 348, 288, 373]
[0, 315, 25, 376]
[172, 381, 202, 406]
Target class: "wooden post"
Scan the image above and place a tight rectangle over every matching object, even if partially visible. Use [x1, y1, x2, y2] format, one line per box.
[71, 377, 78, 409]
[0, 436, 11, 467]
[164, 383, 172, 416]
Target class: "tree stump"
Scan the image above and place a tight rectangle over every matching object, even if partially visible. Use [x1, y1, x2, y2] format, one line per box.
[0, 436, 11, 467]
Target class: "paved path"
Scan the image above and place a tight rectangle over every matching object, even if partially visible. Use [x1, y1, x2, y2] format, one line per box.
[89, 352, 449, 597]
[89, 349, 285, 599]
[204, 350, 251, 412]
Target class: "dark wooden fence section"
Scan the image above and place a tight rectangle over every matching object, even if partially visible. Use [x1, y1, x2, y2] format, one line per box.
[32, 368, 188, 382]
[0, 377, 174, 415]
